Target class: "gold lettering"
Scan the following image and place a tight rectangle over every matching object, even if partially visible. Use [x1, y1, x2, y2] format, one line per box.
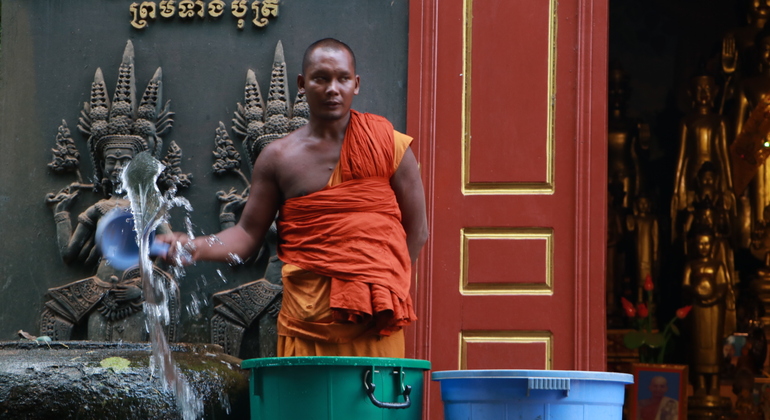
[130, 0, 281, 29]
[129, 2, 157, 29]
[231, 0, 248, 17]
[178, 0, 196, 18]
[252, 1, 268, 27]
[261, 0, 278, 18]
[232, 0, 249, 29]
[159, 0, 176, 18]
[209, 0, 226, 17]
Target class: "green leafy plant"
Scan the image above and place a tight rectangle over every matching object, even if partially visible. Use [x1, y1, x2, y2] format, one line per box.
[621, 275, 692, 364]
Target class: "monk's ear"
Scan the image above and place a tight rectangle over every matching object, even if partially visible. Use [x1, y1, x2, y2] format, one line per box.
[354, 75, 360, 95]
[297, 74, 306, 94]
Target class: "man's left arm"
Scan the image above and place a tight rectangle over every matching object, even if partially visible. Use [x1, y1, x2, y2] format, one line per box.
[390, 147, 428, 263]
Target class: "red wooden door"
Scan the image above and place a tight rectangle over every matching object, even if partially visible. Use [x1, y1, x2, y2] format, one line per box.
[406, 0, 609, 417]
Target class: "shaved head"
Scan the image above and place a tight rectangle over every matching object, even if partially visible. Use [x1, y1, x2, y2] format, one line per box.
[302, 38, 356, 75]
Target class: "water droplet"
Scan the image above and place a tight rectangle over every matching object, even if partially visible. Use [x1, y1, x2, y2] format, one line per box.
[216, 269, 228, 284]
[227, 253, 243, 266]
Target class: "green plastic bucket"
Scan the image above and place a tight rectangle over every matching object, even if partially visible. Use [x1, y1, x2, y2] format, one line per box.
[242, 356, 431, 420]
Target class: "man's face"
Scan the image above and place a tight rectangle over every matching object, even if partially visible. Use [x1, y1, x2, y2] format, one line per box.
[103, 147, 135, 185]
[298, 47, 360, 121]
[649, 377, 668, 398]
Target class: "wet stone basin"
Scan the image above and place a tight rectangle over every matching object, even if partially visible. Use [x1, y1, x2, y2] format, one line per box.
[0, 341, 249, 419]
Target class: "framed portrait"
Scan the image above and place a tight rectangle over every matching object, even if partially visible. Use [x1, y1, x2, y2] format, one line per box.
[628, 363, 688, 420]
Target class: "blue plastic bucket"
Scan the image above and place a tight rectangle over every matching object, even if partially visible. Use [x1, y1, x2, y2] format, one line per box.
[432, 369, 633, 420]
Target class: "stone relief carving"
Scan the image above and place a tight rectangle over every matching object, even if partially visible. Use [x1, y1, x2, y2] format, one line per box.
[42, 40, 190, 342]
[209, 40, 308, 358]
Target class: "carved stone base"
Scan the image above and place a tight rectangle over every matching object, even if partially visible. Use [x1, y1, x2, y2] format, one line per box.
[40, 266, 179, 342]
[211, 279, 282, 359]
[687, 395, 732, 420]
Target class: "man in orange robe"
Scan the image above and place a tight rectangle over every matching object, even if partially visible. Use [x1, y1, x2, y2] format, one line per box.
[161, 39, 428, 358]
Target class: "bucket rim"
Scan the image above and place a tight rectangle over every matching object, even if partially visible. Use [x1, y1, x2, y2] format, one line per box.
[242, 356, 431, 370]
[431, 369, 633, 384]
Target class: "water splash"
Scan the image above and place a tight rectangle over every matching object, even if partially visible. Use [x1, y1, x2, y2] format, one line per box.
[206, 234, 224, 247]
[227, 253, 244, 266]
[121, 151, 203, 420]
[186, 292, 202, 319]
[215, 269, 228, 284]
[219, 390, 232, 415]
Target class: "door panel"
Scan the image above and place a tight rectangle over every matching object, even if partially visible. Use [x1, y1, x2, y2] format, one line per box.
[407, 0, 609, 417]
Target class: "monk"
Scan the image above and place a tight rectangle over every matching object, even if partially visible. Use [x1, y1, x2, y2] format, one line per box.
[637, 376, 679, 420]
[160, 38, 428, 358]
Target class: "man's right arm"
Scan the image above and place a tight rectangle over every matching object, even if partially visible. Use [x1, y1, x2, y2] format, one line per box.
[160, 145, 282, 265]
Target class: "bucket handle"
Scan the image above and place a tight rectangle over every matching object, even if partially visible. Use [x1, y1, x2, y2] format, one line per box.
[363, 368, 412, 409]
[527, 377, 571, 397]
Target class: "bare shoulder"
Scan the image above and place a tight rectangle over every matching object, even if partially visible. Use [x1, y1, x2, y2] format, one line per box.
[253, 127, 308, 170]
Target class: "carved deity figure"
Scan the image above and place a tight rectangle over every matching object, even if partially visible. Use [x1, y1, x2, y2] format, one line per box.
[41, 41, 189, 342]
[672, 76, 733, 236]
[626, 195, 659, 301]
[209, 41, 308, 358]
[608, 66, 640, 210]
[683, 228, 729, 397]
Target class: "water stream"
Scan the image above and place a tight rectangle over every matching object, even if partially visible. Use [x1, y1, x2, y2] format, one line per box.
[121, 151, 203, 420]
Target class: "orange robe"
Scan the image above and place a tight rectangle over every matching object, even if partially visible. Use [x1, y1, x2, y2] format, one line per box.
[277, 110, 415, 357]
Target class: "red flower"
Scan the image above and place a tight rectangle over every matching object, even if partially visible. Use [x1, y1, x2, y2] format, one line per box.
[676, 306, 692, 319]
[621, 297, 637, 317]
[637, 302, 649, 318]
[643, 274, 654, 292]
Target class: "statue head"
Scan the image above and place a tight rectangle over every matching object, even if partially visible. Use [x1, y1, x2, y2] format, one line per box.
[755, 27, 770, 71]
[94, 135, 148, 193]
[691, 227, 715, 258]
[696, 161, 719, 200]
[689, 75, 717, 110]
[608, 63, 629, 114]
[747, 0, 770, 26]
[83, 41, 173, 196]
[635, 194, 652, 215]
[649, 376, 668, 399]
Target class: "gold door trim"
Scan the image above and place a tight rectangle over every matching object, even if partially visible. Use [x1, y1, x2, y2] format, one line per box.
[459, 330, 554, 370]
[461, 0, 558, 195]
[460, 227, 554, 295]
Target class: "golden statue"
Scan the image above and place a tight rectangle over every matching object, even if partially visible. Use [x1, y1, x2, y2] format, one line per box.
[608, 65, 640, 209]
[681, 162, 737, 336]
[723, 1, 770, 79]
[606, 181, 627, 325]
[734, 29, 770, 227]
[672, 76, 733, 240]
[626, 195, 658, 301]
[683, 228, 729, 398]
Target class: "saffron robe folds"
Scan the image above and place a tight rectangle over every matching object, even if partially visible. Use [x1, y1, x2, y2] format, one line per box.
[276, 110, 416, 356]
